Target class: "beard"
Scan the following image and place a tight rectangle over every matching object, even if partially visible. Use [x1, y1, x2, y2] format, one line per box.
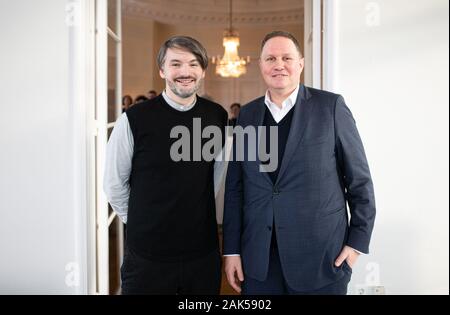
[167, 76, 202, 99]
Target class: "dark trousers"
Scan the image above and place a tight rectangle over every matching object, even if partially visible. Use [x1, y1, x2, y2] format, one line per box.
[242, 241, 351, 295]
[121, 247, 222, 295]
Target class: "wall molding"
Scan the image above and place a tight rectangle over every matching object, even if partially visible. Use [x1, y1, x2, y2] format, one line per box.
[121, 0, 303, 26]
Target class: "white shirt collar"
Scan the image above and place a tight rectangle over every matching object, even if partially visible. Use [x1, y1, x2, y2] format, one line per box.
[264, 85, 300, 123]
[162, 90, 196, 112]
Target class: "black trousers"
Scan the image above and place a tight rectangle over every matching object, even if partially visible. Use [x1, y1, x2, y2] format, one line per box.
[121, 247, 222, 295]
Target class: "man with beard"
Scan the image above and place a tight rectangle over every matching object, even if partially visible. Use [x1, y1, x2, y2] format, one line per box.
[104, 36, 228, 294]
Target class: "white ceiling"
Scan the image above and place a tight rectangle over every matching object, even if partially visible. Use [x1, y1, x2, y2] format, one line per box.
[121, 0, 304, 26]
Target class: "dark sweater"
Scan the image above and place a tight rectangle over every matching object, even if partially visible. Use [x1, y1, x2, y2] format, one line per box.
[125, 95, 228, 261]
[263, 106, 295, 249]
[263, 106, 295, 183]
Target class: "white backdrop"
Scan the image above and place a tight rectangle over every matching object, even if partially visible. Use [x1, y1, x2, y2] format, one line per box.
[0, 0, 88, 294]
[324, 0, 449, 294]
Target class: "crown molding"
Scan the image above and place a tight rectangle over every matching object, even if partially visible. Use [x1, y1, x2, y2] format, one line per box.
[122, 0, 303, 26]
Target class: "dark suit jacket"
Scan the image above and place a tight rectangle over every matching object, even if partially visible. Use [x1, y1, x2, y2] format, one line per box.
[223, 85, 376, 291]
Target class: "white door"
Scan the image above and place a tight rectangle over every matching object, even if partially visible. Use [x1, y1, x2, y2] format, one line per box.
[303, 0, 323, 89]
[92, 0, 123, 295]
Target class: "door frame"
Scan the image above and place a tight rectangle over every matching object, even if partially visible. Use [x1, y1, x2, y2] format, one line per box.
[303, 0, 323, 89]
[94, 0, 124, 295]
[84, 0, 123, 295]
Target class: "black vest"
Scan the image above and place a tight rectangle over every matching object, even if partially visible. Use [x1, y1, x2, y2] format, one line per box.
[125, 95, 228, 261]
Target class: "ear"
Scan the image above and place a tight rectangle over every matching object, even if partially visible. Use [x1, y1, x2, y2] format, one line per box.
[299, 57, 305, 71]
[201, 70, 206, 79]
[159, 68, 165, 79]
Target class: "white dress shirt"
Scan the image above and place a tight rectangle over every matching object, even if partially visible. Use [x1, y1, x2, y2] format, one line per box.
[264, 85, 299, 123]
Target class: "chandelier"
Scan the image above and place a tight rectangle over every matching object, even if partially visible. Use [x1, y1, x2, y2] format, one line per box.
[212, 0, 249, 78]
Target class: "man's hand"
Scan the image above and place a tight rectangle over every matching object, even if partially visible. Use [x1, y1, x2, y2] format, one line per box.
[224, 256, 244, 293]
[335, 245, 360, 268]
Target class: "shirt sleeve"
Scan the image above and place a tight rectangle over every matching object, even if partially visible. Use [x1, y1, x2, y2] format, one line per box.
[103, 113, 134, 224]
[213, 134, 233, 198]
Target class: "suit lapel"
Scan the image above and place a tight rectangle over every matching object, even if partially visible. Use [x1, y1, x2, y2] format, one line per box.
[275, 85, 313, 185]
[253, 98, 273, 186]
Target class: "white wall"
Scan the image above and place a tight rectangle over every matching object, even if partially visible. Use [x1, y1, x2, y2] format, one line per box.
[325, 0, 449, 294]
[0, 0, 88, 294]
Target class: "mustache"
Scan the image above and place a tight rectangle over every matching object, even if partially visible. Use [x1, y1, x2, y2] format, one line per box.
[175, 76, 196, 80]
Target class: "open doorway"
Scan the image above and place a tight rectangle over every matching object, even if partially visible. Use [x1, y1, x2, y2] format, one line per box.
[91, 0, 324, 295]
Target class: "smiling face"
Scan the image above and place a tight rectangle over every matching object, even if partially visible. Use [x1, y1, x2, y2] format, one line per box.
[259, 36, 304, 98]
[159, 48, 206, 103]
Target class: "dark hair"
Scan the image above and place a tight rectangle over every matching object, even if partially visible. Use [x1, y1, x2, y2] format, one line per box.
[230, 103, 241, 109]
[148, 90, 157, 95]
[122, 95, 133, 105]
[261, 31, 303, 57]
[157, 36, 209, 70]
[135, 95, 148, 103]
